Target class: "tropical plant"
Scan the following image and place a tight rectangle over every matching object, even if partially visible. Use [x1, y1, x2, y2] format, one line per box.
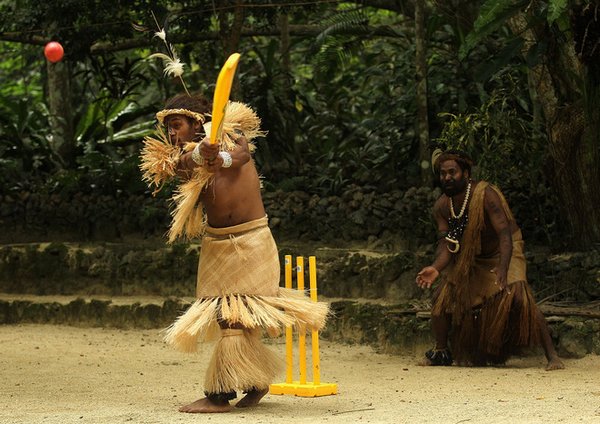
[435, 71, 558, 243]
[456, 0, 600, 247]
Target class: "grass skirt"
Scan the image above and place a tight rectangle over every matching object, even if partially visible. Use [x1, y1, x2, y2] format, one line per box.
[434, 280, 541, 365]
[204, 328, 284, 394]
[164, 217, 329, 353]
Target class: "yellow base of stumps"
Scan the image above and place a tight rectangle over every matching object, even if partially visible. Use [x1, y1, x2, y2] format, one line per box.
[269, 382, 338, 397]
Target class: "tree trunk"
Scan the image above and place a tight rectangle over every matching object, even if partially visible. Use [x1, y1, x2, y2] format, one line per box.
[415, 0, 431, 185]
[278, 12, 300, 171]
[508, 14, 600, 248]
[218, 0, 245, 100]
[46, 60, 74, 167]
[280, 13, 292, 91]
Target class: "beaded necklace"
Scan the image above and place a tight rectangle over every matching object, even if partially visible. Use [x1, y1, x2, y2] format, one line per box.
[445, 181, 472, 253]
[449, 181, 471, 219]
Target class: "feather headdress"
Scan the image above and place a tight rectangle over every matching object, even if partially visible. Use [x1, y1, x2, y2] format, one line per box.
[137, 11, 190, 95]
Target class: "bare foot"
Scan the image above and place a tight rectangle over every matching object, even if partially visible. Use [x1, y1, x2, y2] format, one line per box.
[179, 397, 233, 413]
[546, 356, 565, 371]
[236, 388, 268, 408]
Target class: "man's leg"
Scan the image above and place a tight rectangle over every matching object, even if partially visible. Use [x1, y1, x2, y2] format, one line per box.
[234, 326, 280, 408]
[236, 387, 269, 408]
[179, 320, 241, 413]
[433, 312, 451, 350]
[213, 321, 270, 408]
[536, 309, 565, 371]
[421, 313, 453, 366]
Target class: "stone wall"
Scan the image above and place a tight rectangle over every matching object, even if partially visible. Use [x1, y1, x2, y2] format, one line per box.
[0, 186, 441, 246]
[1, 241, 598, 303]
[0, 181, 568, 247]
[2, 296, 598, 358]
[1, 185, 598, 358]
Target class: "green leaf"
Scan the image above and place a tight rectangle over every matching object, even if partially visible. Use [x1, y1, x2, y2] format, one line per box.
[459, 0, 527, 60]
[473, 37, 524, 82]
[109, 121, 155, 144]
[106, 100, 137, 125]
[75, 102, 101, 143]
[315, 9, 369, 46]
[547, 0, 568, 25]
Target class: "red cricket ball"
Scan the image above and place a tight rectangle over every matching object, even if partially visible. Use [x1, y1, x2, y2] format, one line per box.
[44, 41, 64, 63]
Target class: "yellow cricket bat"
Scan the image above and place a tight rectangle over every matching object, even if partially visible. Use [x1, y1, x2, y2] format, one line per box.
[210, 53, 241, 144]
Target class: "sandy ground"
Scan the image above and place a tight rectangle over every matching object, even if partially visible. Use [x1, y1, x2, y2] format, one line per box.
[1, 325, 599, 424]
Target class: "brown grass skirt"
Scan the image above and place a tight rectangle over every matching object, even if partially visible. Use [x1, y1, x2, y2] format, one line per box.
[433, 280, 541, 366]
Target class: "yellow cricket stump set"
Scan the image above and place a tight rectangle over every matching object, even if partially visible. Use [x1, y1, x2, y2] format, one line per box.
[269, 255, 338, 397]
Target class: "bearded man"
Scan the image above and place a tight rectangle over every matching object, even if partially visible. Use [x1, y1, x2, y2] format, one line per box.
[415, 150, 564, 371]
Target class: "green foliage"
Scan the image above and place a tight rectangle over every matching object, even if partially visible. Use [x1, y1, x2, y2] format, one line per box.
[0, 96, 57, 186]
[0, 0, 159, 60]
[241, 4, 429, 194]
[0, 44, 158, 202]
[0, 44, 54, 189]
[240, 39, 298, 177]
[296, 36, 422, 194]
[459, 0, 527, 60]
[547, 0, 569, 24]
[0, 42, 43, 100]
[313, 7, 369, 78]
[80, 55, 149, 100]
[0, 0, 588, 245]
[436, 73, 543, 182]
[435, 72, 558, 242]
[74, 96, 153, 150]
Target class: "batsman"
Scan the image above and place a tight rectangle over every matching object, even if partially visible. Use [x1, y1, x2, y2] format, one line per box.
[140, 54, 329, 413]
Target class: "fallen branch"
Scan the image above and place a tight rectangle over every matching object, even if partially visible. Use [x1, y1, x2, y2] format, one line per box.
[332, 407, 376, 415]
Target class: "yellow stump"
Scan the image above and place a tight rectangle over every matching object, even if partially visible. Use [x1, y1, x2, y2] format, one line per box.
[284, 255, 293, 384]
[269, 255, 338, 397]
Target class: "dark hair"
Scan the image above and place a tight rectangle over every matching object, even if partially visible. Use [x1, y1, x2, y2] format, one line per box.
[164, 93, 212, 118]
[435, 149, 474, 175]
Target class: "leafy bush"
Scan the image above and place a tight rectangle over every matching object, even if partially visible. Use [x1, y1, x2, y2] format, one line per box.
[434, 72, 558, 243]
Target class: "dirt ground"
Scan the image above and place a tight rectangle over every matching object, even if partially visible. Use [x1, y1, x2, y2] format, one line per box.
[1, 324, 599, 424]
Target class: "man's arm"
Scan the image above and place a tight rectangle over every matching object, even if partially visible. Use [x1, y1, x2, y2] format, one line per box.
[175, 135, 252, 175]
[485, 186, 513, 290]
[175, 150, 197, 179]
[200, 134, 251, 173]
[430, 200, 453, 273]
[416, 197, 452, 288]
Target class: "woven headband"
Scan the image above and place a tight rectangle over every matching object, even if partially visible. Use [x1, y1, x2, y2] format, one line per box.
[156, 108, 206, 125]
[433, 151, 473, 171]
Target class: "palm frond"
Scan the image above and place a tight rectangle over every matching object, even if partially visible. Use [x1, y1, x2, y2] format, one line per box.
[459, 0, 527, 60]
[315, 9, 369, 46]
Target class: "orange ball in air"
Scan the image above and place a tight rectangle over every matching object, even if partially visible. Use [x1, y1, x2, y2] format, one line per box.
[44, 42, 64, 63]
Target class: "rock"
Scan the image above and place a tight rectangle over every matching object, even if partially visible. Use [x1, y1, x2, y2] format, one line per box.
[555, 318, 597, 358]
[559, 333, 588, 358]
[350, 209, 366, 225]
[404, 187, 417, 198]
[353, 192, 364, 202]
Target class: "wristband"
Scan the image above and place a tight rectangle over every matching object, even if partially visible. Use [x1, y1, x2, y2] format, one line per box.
[219, 151, 233, 168]
[191, 144, 203, 165]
